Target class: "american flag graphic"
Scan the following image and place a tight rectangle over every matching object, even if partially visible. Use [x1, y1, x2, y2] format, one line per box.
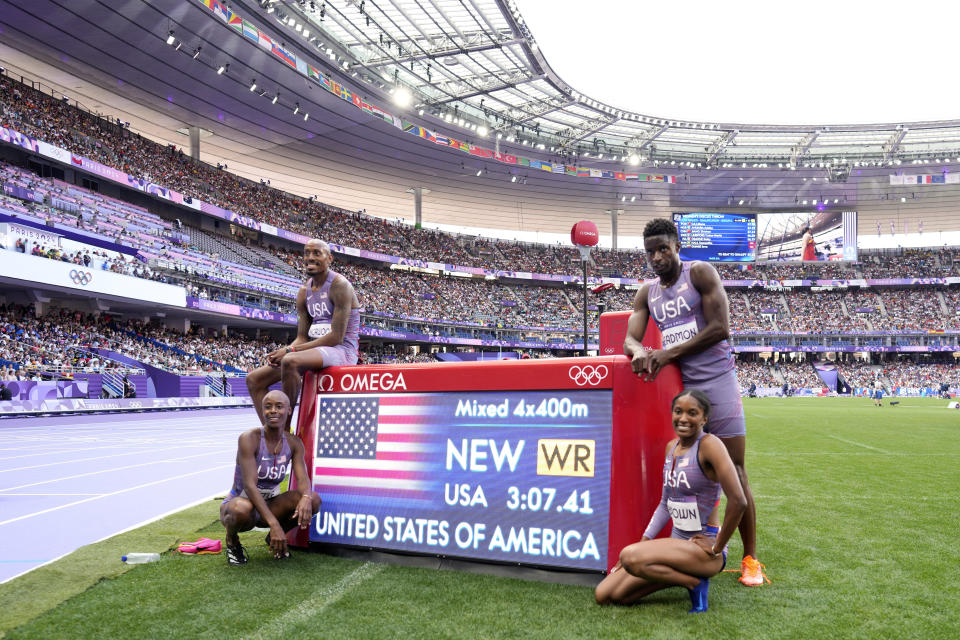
[313, 395, 441, 505]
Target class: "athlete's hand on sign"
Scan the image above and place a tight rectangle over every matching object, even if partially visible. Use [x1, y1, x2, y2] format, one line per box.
[632, 349, 671, 381]
[269, 523, 289, 559]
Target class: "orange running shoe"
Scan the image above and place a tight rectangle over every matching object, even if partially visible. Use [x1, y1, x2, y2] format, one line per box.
[739, 555, 768, 586]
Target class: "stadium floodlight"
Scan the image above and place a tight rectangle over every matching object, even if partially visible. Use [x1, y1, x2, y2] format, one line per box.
[392, 87, 412, 108]
[249, 80, 257, 91]
[304, 112, 309, 121]
[511, 175, 517, 183]
[620, 195, 626, 202]
[631, 196, 636, 202]
[629, 154, 639, 165]
[477, 125, 488, 137]
[302, 29, 310, 37]
[476, 169, 482, 177]
[496, 133, 502, 140]
[295, 23, 302, 31]
[418, 109, 425, 116]
[738, 199, 744, 205]
[166, 31, 176, 46]
[217, 63, 228, 74]
[193, 46, 202, 59]
[272, 94, 279, 104]
[294, 102, 300, 115]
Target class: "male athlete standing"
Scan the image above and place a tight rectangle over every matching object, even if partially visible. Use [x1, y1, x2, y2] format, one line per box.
[624, 218, 766, 587]
[246, 239, 360, 427]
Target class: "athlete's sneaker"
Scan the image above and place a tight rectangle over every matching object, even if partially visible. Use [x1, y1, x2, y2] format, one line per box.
[739, 555, 767, 586]
[687, 578, 709, 613]
[177, 538, 222, 555]
[225, 542, 248, 566]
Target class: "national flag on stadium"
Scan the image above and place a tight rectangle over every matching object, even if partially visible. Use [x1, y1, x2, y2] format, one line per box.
[540, 162, 554, 172]
[518, 157, 530, 167]
[614, 172, 626, 181]
[307, 65, 321, 81]
[258, 32, 273, 51]
[589, 169, 602, 177]
[495, 152, 517, 164]
[470, 145, 494, 158]
[565, 165, 577, 175]
[434, 133, 449, 146]
[272, 43, 297, 68]
[312, 395, 440, 504]
[601, 170, 615, 179]
[241, 20, 258, 42]
[576, 168, 590, 177]
[530, 160, 542, 170]
[625, 173, 639, 180]
[552, 164, 565, 174]
[296, 56, 309, 76]
[227, 13, 243, 32]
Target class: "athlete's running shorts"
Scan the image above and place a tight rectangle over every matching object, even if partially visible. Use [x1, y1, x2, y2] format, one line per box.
[315, 344, 359, 367]
[684, 368, 746, 438]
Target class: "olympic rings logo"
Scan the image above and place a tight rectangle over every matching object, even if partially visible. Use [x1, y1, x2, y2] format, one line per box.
[568, 365, 608, 386]
[317, 374, 335, 392]
[69, 269, 93, 286]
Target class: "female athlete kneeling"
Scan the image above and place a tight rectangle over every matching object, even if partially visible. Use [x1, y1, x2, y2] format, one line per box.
[595, 389, 747, 613]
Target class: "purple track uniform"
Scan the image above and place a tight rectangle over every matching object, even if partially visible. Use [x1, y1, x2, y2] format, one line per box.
[304, 269, 360, 367]
[647, 263, 746, 437]
[223, 428, 292, 511]
[642, 432, 727, 570]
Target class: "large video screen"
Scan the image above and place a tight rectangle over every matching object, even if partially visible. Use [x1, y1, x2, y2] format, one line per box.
[672, 213, 757, 262]
[756, 211, 858, 262]
[309, 390, 612, 571]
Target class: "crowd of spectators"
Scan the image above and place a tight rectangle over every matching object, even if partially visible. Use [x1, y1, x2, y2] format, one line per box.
[879, 289, 947, 331]
[859, 249, 956, 279]
[735, 360, 777, 388]
[0, 304, 281, 375]
[775, 360, 823, 389]
[881, 361, 956, 390]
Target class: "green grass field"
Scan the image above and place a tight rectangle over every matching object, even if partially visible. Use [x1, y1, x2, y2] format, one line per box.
[2, 397, 958, 639]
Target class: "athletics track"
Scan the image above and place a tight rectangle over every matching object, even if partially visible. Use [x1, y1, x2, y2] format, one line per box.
[0, 408, 256, 583]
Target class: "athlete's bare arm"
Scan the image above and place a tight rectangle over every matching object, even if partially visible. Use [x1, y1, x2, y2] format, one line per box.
[288, 434, 319, 529]
[690, 434, 746, 557]
[624, 284, 651, 376]
[267, 286, 310, 367]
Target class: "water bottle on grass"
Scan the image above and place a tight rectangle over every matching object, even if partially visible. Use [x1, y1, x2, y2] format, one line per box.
[121, 553, 161, 564]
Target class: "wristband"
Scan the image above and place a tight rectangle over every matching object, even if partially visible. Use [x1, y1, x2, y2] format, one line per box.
[289, 346, 296, 353]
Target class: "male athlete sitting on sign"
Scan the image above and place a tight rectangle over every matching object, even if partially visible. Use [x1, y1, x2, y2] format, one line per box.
[246, 239, 360, 428]
[220, 390, 320, 565]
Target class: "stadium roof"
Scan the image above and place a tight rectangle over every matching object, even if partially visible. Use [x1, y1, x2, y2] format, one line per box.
[277, 0, 960, 169]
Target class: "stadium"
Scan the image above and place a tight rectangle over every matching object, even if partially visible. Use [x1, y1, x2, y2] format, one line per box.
[0, 0, 957, 637]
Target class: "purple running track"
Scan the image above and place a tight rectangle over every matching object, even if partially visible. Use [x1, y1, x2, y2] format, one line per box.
[0, 408, 256, 583]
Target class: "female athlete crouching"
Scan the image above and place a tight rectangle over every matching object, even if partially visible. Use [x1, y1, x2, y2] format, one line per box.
[595, 390, 746, 613]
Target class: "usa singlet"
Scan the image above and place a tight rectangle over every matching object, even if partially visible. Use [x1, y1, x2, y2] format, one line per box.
[646, 262, 735, 383]
[657, 433, 722, 540]
[304, 269, 360, 353]
[225, 429, 292, 502]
